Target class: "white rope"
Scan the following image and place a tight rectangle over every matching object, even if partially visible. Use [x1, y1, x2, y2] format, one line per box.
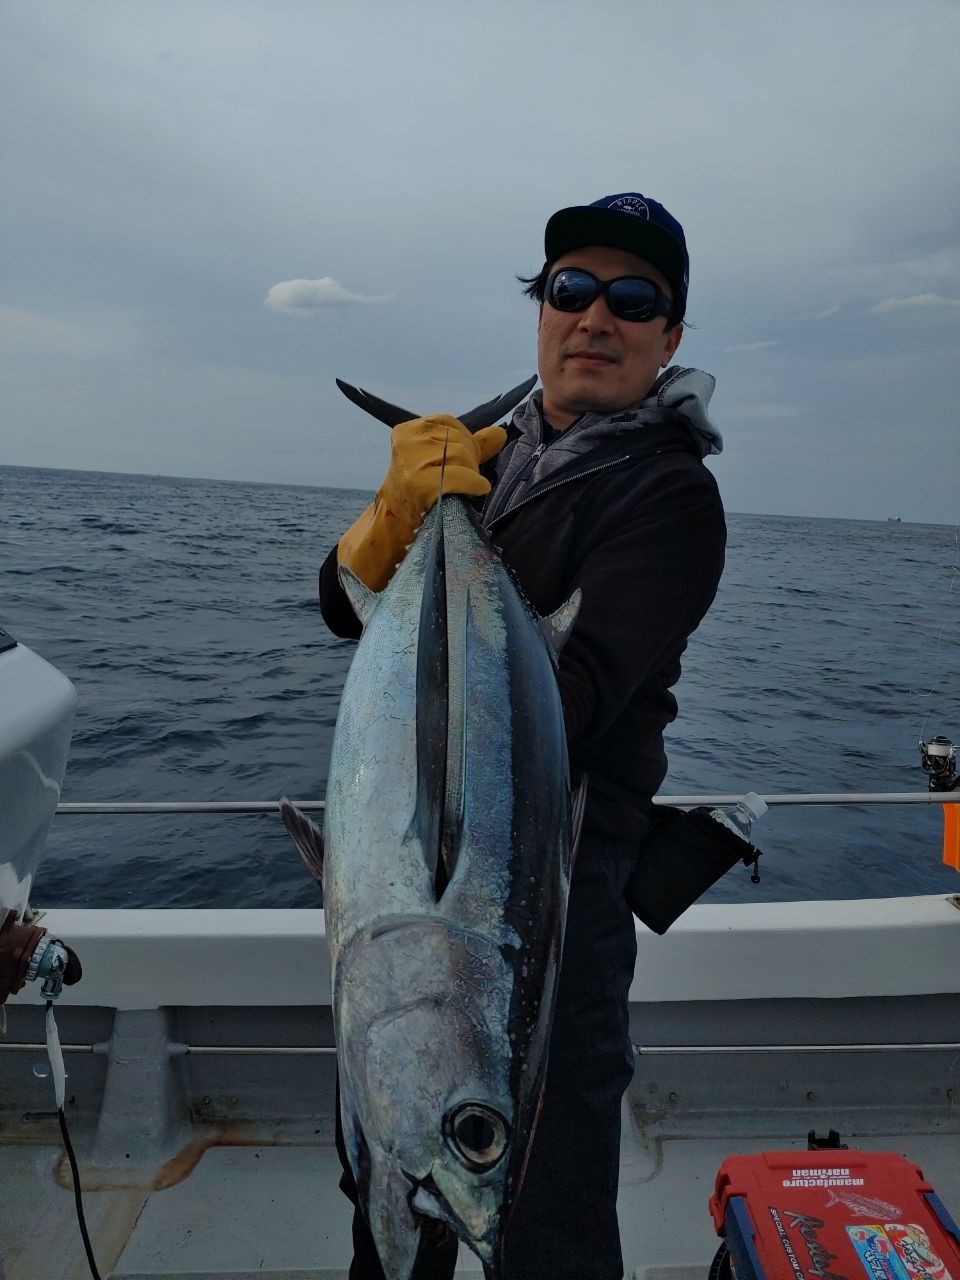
[45, 1003, 66, 1109]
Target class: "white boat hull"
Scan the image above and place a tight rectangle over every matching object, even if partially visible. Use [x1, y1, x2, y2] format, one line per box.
[2, 896, 958, 1278]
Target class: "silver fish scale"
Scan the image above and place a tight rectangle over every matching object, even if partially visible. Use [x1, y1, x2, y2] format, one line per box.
[322, 496, 574, 1278]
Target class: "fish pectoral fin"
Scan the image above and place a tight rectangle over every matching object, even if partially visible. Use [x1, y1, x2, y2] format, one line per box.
[540, 587, 582, 659]
[338, 564, 379, 628]
[571, 773, 589, 863]
[279, 798, 325, 887]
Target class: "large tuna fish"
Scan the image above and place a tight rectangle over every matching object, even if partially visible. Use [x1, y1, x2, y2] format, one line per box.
[282, 378, 583, 1279]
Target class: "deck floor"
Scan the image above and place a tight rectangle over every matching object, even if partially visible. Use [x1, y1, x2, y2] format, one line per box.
[3, 1122, 959, 1279]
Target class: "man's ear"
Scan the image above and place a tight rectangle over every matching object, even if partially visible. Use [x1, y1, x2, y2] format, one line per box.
[661, 322, 683, 367]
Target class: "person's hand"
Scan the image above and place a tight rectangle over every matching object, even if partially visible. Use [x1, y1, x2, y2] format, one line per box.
[338, 414, 507, 592]
[383, 414, 507, 522]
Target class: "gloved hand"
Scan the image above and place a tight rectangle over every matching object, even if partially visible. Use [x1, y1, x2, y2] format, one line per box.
[338, 414, 507, 591]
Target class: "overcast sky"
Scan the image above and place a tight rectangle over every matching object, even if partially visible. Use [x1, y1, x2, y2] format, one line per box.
[1, 0, 957, 521]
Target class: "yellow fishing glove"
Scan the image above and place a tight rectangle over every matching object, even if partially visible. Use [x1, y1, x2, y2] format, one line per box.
[338, 415, 508, 592]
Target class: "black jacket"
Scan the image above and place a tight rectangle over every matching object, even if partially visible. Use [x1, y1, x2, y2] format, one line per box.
[319, 414, 725, 843]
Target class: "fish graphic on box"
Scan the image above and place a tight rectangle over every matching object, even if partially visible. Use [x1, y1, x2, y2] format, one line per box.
[883, 1223, 955, 1280]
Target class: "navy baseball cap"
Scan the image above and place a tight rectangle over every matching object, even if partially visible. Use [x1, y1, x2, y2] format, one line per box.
[544, 193, 689, 320]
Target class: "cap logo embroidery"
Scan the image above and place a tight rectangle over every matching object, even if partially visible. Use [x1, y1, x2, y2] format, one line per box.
[609, 195, 649, 219]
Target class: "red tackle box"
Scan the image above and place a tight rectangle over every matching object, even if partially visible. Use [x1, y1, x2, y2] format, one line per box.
[709, 1150, 960, 1279]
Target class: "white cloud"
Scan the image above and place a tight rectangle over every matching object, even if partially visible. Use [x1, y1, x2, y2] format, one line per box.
[720, 340, 779, 354]
[869, 293, 960, 316]
[263, 277, 391, 316]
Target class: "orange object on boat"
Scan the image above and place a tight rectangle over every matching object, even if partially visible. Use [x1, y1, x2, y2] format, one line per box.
[944, 803, 960, 871]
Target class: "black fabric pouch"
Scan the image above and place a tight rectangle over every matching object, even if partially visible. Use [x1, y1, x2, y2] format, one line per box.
[625, 805, 760, 935]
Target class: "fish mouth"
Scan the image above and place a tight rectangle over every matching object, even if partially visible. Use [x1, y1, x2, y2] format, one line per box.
[406, 1171, 498, 1267]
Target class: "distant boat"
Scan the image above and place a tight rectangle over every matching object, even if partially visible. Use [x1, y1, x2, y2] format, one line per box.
[887, 516, 902, 522]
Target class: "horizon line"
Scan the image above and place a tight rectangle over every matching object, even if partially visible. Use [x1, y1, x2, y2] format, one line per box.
[0, 461, 949, 528]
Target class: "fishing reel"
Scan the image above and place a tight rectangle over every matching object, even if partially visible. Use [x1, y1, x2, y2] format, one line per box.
[0, 909, 82, 1004]
[919, 734, 959, 792]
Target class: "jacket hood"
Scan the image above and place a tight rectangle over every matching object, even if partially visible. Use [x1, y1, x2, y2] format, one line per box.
[483, 366, 720, 527]
[646, 366, 722, 456]
[513, 365, 721, 458]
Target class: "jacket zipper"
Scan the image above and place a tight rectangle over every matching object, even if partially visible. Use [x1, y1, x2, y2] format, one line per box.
[483, 441, 546, 525]
[485, 454, 633, 531]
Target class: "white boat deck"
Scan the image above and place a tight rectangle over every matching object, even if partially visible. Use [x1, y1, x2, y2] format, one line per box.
[2, 895, 959, 1279]
[4, 1119, 958, 1279]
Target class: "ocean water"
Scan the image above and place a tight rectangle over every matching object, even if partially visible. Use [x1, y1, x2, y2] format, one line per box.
[1, 464, 957, 909]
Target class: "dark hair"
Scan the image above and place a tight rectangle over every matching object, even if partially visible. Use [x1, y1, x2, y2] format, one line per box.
[517, 263, 550, 303]
[517, 260, 685, 331]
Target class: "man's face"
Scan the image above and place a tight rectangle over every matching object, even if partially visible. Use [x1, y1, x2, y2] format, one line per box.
[537, 244, 683, 428]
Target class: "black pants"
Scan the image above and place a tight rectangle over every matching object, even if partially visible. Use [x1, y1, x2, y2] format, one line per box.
[335, 833, 638, 1280]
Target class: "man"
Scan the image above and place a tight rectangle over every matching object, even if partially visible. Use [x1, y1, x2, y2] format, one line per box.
[320, 193, 726, 1279]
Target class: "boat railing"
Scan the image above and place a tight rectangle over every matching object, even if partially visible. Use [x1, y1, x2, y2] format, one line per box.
[54, 791, 960, 815]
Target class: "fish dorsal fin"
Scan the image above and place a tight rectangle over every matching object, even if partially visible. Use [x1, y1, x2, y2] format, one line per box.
[410, 490, 449, 896]
[279, 798, 325, 888]
[438, 424, 450, 492]
[540, 588, 581, 659]
[338, 564, 379, 628]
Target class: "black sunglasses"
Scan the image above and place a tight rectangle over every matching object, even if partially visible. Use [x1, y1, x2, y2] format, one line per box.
[545, 267, 674, 323]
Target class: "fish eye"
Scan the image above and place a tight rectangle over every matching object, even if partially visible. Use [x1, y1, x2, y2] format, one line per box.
[444, 1102, 509, 1170]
